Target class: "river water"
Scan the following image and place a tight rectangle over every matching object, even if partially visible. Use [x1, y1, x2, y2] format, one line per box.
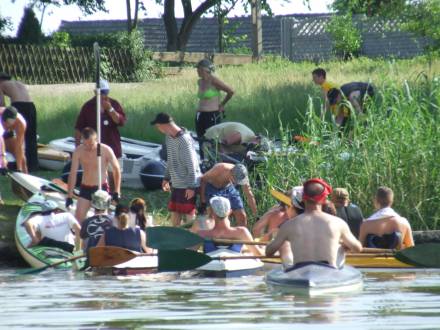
[0, 267, 439, 329]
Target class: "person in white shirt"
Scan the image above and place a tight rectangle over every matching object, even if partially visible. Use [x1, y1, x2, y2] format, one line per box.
[25, 200, 81, 253]
[359, 186, 414, 249]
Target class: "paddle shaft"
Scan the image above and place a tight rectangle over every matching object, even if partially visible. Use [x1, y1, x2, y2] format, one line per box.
[211, 252, 395, 260]
[20, 254, 84, 274]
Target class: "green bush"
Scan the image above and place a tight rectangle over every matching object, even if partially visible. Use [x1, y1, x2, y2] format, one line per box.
[49, 31, 71, 48]
[326, 14, 362, 60]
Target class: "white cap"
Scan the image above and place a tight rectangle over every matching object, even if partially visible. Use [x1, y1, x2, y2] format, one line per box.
[99, 79, 110, 94]
[209, 196, 231, 218]
[91, 190, 111, 210]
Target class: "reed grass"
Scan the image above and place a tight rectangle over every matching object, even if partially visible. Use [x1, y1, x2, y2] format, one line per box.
[1, 55, 439, 229]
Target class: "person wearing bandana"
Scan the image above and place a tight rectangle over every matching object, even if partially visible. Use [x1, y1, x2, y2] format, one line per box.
[266, 178, 362, 269]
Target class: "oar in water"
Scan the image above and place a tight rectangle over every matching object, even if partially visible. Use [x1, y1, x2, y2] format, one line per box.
[17, 254, 85, 275]
[146, 226, 391, 253]
[394, 243, 440, 267]
[88, 246, 157, 267]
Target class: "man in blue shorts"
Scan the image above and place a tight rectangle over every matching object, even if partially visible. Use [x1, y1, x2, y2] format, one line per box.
[199, 162, 257, 226]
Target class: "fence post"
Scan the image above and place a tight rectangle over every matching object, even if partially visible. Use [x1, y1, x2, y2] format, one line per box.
[251, 0, 262, 61]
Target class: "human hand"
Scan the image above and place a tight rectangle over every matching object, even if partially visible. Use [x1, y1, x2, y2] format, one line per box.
[185, 189, 195, 200]
[65, 197, 74, 209]
[101, 99, 112, 112]
[112, 192, 120, 203]
[162, 180, 170, 192]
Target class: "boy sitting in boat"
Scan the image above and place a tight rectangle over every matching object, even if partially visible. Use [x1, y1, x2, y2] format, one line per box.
[266, 178, 362, 269]
[359, 186, 414, 249]
[24, 200, 81, 253]
[197, 196, 263, 256]
[199, 163, 256, 226]
[97, 204, 150, 253]
[331, 188, 364, 238]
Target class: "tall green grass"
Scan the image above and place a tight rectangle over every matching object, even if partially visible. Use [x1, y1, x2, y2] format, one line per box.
[19, 56, 440, 229]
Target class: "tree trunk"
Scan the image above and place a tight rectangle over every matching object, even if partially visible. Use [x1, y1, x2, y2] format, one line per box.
[164, 0, 179, 51]
[218, 11, 225, 53]
[126, 0, 133, 33]
[133, 0, 140, 31]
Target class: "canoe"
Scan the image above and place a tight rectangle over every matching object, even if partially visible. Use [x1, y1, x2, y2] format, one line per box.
[89, 255, 158, 276]
[265, 263, 363, 295]
[37, 144, 70, 171]
[15, 194, 84, 270]
[195, 248, 264, 278]
[262, 254, 414, 269]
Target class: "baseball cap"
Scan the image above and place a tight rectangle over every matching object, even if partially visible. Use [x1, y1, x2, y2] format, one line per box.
[91, 190, 111, 210]
[99, 79, 110, 95]
[1, 106, 18, 121]
[209, 196, 231, 218]
[150, 112, 173, 125]
[231, 164, 248, 185]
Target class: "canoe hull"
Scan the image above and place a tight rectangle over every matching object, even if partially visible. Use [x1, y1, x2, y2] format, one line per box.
[89, 255, 158, 276]
[196, 249, 264, 278]
[266, 264, 363, 295]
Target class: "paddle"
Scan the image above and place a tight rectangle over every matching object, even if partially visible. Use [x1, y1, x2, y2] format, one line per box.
[17, 254, 85, 275]
[394, 243, 440, 267]
[88, 246, 156, 267]
[147, 226, 391, 253]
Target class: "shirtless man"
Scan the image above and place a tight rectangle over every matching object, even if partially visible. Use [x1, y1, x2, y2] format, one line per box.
[359, 186, 414, 249]
[66, 127, 121, 222]
[266, 178, 362, 268]
[0, 73, 38, 171]
[197, 196, 262, 256]
[200, 163, 256, 226]
[1, 106, 27, 172]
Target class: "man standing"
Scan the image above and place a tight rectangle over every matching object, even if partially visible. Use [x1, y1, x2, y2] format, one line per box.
[151, 112, 201, 227]
[0, 73, 38, 171]
[266, 178, 362, 268]
[67, 127, 121, 222]
[1, 106, 28, 173]
[199, 163, 257, 226]
[74, 79, 126, 161]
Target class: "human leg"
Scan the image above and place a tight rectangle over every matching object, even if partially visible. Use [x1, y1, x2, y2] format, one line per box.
[75, 197, 91, 223]
[171, 212, 182, 227]
[232, 209, 247, 226]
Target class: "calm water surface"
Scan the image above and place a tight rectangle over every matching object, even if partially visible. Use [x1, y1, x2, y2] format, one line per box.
[0, 267, 440, 330]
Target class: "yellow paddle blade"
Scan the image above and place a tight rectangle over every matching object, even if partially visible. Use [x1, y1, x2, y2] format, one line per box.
[270, 189, 292, 207]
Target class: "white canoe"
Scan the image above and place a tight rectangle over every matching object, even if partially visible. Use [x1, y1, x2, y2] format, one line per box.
[37, 144, 70, 171]
[266, 263, 363, 295]
[89, 255, 158, 276]
[196, 248, 264, 278]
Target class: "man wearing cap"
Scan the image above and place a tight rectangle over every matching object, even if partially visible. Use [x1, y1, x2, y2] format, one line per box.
[74, 79, 127, 161]
[67, 127, 121, 223]
[0, 73, 38, 171]
[24, 200, 81, 253]
[199, 162, 257, 226]
[151, 112, 201, 227]
[197, 196, 262, 256]
[327, 82, 375, 128]
[266, 178, 362, 268]
[80, 190, 114, 252]
[0, 106, 28, 172]
[331, 188, 364, 238]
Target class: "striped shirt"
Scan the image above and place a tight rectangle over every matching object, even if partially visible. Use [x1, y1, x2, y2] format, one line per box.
[164, 129, 201, 189]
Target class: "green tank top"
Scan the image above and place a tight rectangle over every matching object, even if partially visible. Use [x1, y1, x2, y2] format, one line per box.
[198, 80, 221, 100]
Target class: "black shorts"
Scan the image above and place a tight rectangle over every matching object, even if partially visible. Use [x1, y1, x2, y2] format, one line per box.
[195, 111, 222, 138]
[2, 130, 15, 139]
[79, 183, 109, 201]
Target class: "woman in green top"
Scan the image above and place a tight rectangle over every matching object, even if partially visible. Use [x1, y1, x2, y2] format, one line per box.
[196, 59, 234, 139]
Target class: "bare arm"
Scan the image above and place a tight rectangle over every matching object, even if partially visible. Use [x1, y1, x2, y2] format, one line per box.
[340, 221, 362, 252]
[403, 225, 415, 248]
[242, 184, 257, 216]
[240, 228, 263, 256]
[199, 167, 218, 204]
[252, 214, 269, 238]
[24, 221, 40, 246]
[72, 221, 82, 251]
[140, 231, 152, 253]
[67, 150, 80, 198]
[211, 76, 234, 108]
[107, 146, 121, 194]
[96, 233, 105, 247]
[266, 224, 289, 256]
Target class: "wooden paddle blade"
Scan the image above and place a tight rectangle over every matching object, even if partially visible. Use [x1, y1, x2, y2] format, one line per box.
[270, 189, 292, 207]
[395, 243, 440, 268]
[158, 249, 212, 272]
[147, 226, 204, 250]
[89, 246, 138, 267]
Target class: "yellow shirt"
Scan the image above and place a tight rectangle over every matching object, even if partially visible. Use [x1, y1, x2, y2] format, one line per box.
[321, 81, 339, 93]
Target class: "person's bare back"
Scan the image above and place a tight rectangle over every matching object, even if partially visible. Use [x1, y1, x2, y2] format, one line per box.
[0, 80, 31, 104]
[204, 163, 235, 188]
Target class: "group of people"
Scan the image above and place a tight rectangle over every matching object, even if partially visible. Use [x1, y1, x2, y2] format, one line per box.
[2, 58, 413, 272]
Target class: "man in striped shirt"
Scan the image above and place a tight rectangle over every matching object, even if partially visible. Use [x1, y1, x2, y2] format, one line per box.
[151, 113, 201, 226]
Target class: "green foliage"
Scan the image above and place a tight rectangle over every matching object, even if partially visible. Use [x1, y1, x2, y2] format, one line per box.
[16, 7, 43, 44]
[49, 31, 71, 47]
[69, 33, 120, 48]
[32, 0, 107, 15]
[0, 15, 12, 36]
[331, 0, 406, 16]
[401, 0, 440, 51]
[222, 19, 248, 52]
[326, 14, 362, 60]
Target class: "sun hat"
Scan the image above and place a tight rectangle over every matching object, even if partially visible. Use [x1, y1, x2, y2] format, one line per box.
[91, 190, 111, 210]
[231, 164, 248, 185]
[209, 196, 231, 218]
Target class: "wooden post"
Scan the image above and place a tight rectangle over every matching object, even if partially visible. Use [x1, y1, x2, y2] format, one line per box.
[251, 0, 262, 61]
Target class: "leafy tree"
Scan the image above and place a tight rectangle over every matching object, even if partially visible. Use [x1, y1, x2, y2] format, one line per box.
[331, 0, 406, 16]
[16, 7, 43, 43]
[326, 13, 362, 60]
[0, 15, 12, 37]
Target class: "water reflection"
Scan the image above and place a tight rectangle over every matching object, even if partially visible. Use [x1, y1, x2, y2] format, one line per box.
[0, 268, 439, 329]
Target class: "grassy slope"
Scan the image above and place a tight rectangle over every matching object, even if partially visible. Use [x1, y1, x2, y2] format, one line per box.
[1, 56, 439, 229]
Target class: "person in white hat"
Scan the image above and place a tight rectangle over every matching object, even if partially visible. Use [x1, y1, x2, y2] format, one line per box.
[196, 196, 263, 256]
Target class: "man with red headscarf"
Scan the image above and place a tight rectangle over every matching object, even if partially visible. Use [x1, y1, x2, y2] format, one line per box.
[266, 178, 362, 269]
